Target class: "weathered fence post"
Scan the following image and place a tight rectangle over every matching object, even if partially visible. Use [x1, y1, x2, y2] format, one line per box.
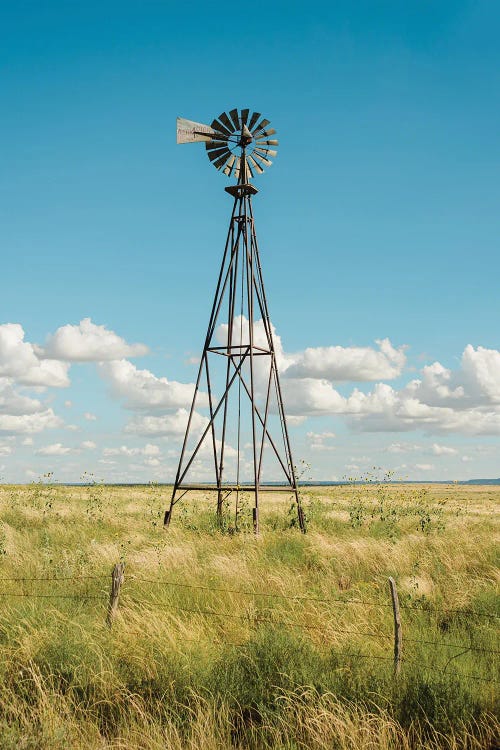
[388, 576, 402, 675]
[107, 562, 125, 628]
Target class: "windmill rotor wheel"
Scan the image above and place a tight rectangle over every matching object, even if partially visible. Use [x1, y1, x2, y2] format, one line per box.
[205, 108, 278, 180]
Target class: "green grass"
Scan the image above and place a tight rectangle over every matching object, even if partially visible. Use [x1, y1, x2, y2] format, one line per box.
[0, 481, 497, 748]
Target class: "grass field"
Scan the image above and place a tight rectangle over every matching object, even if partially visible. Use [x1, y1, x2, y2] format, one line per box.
[0, 480, 498, 749]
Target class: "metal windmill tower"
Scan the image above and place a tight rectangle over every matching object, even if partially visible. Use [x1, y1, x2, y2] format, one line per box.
[164, 108, 305, 533]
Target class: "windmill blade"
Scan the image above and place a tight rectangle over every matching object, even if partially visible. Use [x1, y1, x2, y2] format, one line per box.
[206, 138, 229, 151]
[223, 154, 236, 176]
[240, 108, 249, 125]
[254, 126, 276, 139]
[177, 117, 215, 143]
[247, 111, 261, 130]
[214, 152, 231, 170]
[256, 139, 279, 147]
[229, 109, 240, 130]
[251, 118, 270, 135]
[233, 156, 241, 179]
[218, 111, 235, 133]
[211, 118, 232, 136]
[207, 147, 230, 162]
[254, 147, 277, 158]
[252, 153, 272, 168]
[247, 154, 264, 174]
[244, 156, 254, 179]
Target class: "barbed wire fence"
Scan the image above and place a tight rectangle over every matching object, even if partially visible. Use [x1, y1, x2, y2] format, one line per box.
[0, 568, 497, 686]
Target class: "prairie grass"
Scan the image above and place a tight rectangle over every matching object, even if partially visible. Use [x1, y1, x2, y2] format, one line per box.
[0, 481, 498, 748]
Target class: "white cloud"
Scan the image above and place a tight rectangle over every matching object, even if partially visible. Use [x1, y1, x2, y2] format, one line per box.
[0, 444, 12, 456]
[0, 324, 70, 387]
[282, 378, 346, 416]
[285, 338, 407, 381]
[286, 415, 307, 426]
[124, 409, 208, 437]
[35, 442, 72, 456]
[40, 318, 148, 361]
[415, 463, 434, 471]
[64, 400, 72, 408]
[387, 442, 421, 453]
[99, 359, 206, 412]
[84, 412, 97, 421]
[213, 318, 500, 436]
[143, 443, 161, 456]
[431, 443, 458, 456]
[81, 440, 96, 450]
[216, 317, 406, 382]
[103, 443, 161, 457]
[461, 345, 500, 404]
[306, 430, 336, 451]
[0, 410, 63, 435]
[280, 376, 500, 436]
[306, 431, 336, 440]
[461, 455, 473, 463]
[0, 379, 44, 416]
[22, 437, 34, 446]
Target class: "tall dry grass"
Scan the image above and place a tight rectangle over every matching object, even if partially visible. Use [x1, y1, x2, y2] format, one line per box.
[0, 481, 497, 748]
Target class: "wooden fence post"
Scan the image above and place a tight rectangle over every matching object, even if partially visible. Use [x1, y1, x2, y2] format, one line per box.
[107, 562, 125, 628]
[388, 576, 402, 675]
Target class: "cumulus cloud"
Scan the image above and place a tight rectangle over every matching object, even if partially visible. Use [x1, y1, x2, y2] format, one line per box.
[84, 412, 97, 421]
[307, 431, 336, 440]
[103, 443, 160, 457]
[214, 317, 500, 436]
[124, 409, 208, 437]
[285, 338, 407, 381]
[461, 345, 500, 404]
[343, 383, 500, 435]
[282, 378, 346, 415]
[35, 442, 72, 456]
[431, 443, 458, 456]
[306, 430, 336, 451]
[81, 440, 96, 450]
[387, 442, 421, 453]
[99, 359, 206, 412]
[0, 410, 63, 435]
[278, 346, 500, 436]
[0, 323, 69, 387]
[216, 317, 406, 382]
[0, 379, 44, 416]
[40, 318, 148, 361]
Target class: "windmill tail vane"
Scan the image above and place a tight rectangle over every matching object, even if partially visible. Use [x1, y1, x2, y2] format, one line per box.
[166, 109, 305, 534]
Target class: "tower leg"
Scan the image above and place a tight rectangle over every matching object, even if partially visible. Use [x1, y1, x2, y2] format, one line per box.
[163, 488, 176, 528]
[294, 489, 306, 533]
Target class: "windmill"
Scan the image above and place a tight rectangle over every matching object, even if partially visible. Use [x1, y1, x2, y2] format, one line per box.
[164, 109, 305, 533]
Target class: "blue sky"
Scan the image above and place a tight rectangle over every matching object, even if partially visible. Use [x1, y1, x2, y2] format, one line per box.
[1, 1, 499, 483]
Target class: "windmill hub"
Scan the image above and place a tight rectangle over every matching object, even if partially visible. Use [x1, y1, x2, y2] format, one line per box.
[240, 124, 253, 147]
